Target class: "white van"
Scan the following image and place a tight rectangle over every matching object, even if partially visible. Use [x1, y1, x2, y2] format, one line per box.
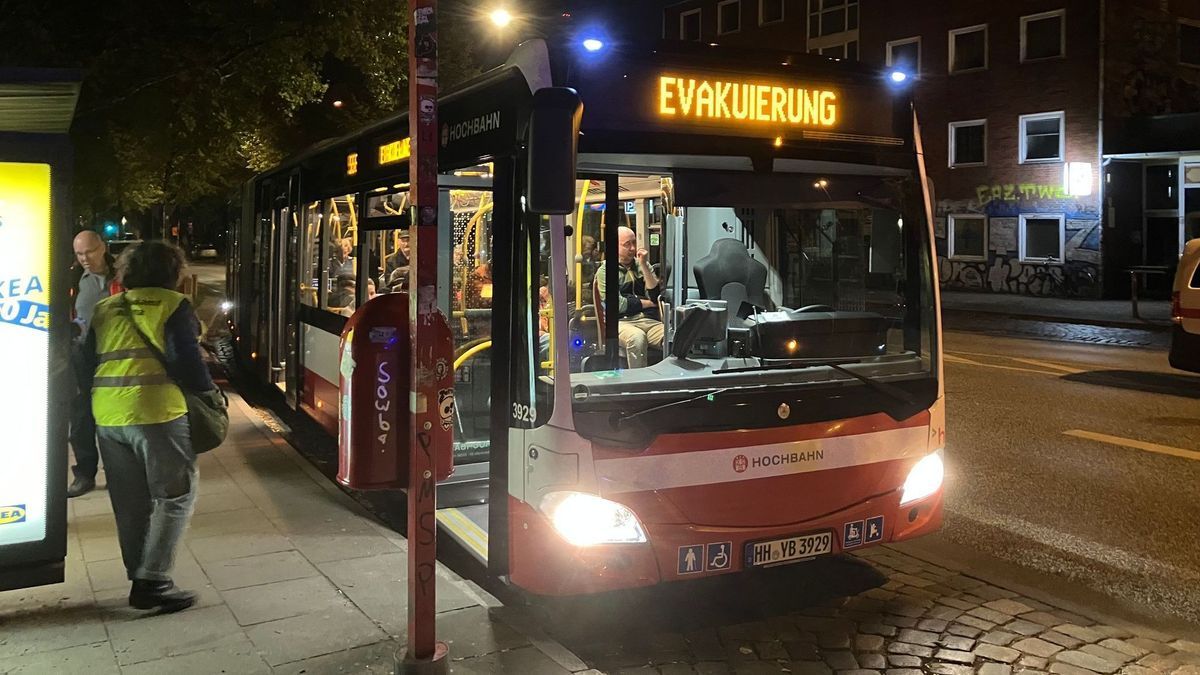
[1170, 238, 1200, 372]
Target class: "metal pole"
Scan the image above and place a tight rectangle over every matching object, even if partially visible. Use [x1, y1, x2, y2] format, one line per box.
[400, 0, 448, 672]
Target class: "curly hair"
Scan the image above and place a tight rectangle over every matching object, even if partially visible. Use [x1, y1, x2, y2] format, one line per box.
[116, 240, 187, 290]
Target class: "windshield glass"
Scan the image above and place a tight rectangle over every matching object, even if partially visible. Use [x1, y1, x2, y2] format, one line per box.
[558, 165, 937, 437]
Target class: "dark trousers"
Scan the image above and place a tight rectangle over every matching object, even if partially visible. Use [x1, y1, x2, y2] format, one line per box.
[70, 346, 99, 480]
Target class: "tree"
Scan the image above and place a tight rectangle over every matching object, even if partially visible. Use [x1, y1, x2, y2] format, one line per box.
[0, 0, 481, 228]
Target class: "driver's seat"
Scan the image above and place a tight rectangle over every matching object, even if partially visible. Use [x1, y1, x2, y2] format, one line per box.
[693, 238, 770, 322]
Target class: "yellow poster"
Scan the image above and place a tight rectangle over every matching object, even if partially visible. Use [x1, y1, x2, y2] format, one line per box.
[0, 162, 51, 546]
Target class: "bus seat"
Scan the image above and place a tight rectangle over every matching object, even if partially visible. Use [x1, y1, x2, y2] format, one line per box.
[693, 238, 770, 322]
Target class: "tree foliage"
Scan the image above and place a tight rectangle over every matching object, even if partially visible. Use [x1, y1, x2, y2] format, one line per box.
[0, 0, 480, 224]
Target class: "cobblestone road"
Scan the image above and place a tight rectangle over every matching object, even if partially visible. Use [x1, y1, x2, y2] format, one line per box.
[527, 547, 1199, 675]
[941, 314, 1170, 349]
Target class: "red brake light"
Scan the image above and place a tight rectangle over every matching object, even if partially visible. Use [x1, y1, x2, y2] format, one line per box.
[1172, 291, 1182, 323]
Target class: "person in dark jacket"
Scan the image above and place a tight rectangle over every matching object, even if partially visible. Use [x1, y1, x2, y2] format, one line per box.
[594, 226, 663, 368]
[81, 240, 214, 614]
[68, 230, 120, 497]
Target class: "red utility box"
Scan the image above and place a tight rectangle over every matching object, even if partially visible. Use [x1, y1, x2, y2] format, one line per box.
[336, 292, 455, 490]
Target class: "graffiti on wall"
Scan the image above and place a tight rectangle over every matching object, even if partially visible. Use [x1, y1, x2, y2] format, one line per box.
[974, 184, 1069, 206]
[936, 190, 1102, 297]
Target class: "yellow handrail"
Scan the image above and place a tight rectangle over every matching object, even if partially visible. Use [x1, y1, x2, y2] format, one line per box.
[573, 180, 589, 308]
[454, 340, 492, 371]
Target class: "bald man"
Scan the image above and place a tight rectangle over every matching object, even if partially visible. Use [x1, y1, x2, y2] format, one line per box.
[594, 226, 663, 368]
[68, 230, 117, 497]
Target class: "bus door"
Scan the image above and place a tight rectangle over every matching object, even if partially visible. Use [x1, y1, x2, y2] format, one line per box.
[267, 173, 300, 404]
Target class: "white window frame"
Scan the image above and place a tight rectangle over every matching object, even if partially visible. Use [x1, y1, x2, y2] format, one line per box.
[886, 36, 922, 75]
[1019, 213, 1066, 262]
[1019, 111, 1066, 164]
[718, 0, 741, 35]
[949, 214, 988, 261]
[759, 0, 785, 26]
[1021, 9, 1066, 63]
[948, 119, 987, 168]
[680, 8, 702, 41]
[948, 24, 988, 73]
[1180, 18, 1200, 69]
[807, 0, 860, 56]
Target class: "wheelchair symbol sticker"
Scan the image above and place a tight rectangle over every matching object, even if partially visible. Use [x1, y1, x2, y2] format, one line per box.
[706, 542, 732, 571]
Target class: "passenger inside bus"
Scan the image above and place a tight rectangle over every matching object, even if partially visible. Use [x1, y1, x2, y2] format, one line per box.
[329, 274, 357, 312]
[594, 225, 663, 369]
[328, 237, 354, 280]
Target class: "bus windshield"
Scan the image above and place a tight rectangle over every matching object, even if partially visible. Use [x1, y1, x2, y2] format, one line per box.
[561, 165, 938, 445]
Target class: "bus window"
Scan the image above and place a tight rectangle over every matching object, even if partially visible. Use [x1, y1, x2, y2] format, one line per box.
[322, 194, 357, 312]
[445, 166, 494, 457]
[299, 202, 321, 307]
[366, 226, 410, 295]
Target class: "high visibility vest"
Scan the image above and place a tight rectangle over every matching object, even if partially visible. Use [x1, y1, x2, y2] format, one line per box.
[91, 288, 188, 427]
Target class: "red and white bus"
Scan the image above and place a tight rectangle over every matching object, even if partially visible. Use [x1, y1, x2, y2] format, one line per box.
[229, 38, 945, 595]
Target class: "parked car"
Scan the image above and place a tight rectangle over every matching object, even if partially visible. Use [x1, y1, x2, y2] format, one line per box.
[1169, 238, 1200, 373]
[107, 238, 142, 258]
[191, 242, 220, 259]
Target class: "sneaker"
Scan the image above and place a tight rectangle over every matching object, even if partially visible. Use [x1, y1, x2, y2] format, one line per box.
[129, 580, 196, 614]
[66, 476, 95, 498]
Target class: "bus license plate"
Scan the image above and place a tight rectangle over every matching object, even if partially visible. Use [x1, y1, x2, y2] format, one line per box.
[745, 532, 833, 567]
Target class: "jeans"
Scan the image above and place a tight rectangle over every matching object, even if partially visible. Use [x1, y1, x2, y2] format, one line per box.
[69, 347, 99, 479]
[97, 416, 197, 582]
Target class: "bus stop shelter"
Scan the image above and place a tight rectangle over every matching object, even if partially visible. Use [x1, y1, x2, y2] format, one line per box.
[0, 68, 80, 590]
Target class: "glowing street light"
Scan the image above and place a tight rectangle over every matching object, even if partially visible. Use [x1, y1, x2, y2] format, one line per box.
[582, 38, 604, 52]
[489, 9, 513, 27]
[332, 100, 345, 108]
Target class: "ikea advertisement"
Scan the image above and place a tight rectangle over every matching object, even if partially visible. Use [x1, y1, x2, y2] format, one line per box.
[0, 162, 51, 548]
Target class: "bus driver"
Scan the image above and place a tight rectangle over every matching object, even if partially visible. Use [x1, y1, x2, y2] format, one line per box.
[595, 226, 663, 368]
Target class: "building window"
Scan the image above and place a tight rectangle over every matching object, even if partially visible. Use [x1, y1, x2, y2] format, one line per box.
[1021, 10, 1065, 62]
[680, 8, 702, 41]
[949, 24, 988, 72]
[1181, 20, 1200, 67]
[1019, 111, 1065, 163]
[1145, 164, 1178, 211]
[949, 215, 988, 260]
[718, 0, 741, 34]
[886, 37, 921, 75]
[1020, 214, 1065, 262]
[949, 120, 987, 167]
[760, 0, 784, 25]
[808, 0, 859, 61]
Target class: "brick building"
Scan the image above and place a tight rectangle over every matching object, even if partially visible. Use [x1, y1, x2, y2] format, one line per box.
[658, 0, 1200, 298]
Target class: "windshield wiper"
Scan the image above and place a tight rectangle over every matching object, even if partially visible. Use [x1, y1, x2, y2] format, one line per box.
[715, 358, 920, 417]
[615, 387, 731, 428]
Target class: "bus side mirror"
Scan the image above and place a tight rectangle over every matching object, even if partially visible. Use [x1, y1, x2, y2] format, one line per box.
[527, 87, 583, 215]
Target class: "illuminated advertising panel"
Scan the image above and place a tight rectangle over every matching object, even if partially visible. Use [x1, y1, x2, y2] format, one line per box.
[0, 162, 51, 547]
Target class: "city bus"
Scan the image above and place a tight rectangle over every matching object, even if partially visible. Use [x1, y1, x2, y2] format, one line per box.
[228, 38, 946, 595]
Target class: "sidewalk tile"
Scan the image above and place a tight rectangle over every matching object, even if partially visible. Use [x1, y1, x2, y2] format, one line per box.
[0, 642, 119, 674]
[272, 640, 399, 674]
[201, 549, 320, 591]
[244, 601, 386, 666]
[186, 505, 279, 538]
[186, 530, 296, 563]
[223, 575, 351, 626]
[288, 526, 402, 564]
[438, 605, 530, 659]
[318, 554, 479, 634]
[192, 488, 256, 515]
[0, 602, 108, 660]
[448, 645, 577, 674]
[78, 534, 121, 563]
[119, 639, 272, 675]
[106, 604, 245, 666]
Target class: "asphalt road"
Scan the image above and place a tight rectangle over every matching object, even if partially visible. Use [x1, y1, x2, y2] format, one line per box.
[925, 325, 1200, 628]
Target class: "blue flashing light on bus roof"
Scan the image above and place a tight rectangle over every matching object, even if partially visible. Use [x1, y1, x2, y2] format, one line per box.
[889, 70, 908, 84]
[582, 38, 604, 52]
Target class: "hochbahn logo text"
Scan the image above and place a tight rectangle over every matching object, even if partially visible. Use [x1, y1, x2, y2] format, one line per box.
[733, 450, 825, 473]
[442, 111, 501, 147]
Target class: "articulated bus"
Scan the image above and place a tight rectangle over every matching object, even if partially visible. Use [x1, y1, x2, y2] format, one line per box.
[230, 39, 946, 595]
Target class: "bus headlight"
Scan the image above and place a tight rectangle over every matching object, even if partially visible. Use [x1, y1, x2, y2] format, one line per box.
[538, 491, 647, 546]
[900, 451, 944, 505]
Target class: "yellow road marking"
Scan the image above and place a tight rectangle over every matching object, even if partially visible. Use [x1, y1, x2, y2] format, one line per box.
[943, 353, 1061, 376]
[1007, 357, 1085, 374]
[1063, 430, 1200, 462]
[436, 508, 489, 560]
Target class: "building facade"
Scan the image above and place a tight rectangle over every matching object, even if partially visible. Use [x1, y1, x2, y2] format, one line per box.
[659, 0, 1200, 298]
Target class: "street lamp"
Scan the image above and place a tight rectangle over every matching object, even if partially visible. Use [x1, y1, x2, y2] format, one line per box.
[489, 8, 513, 28]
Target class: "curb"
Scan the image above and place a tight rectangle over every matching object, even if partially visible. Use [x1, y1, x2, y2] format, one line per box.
[943, 307, 1174, 333]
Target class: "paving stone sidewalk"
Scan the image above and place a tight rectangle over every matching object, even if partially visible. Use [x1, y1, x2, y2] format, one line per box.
[0, 392, 592, 675]
[535, 547, 1200, 675]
